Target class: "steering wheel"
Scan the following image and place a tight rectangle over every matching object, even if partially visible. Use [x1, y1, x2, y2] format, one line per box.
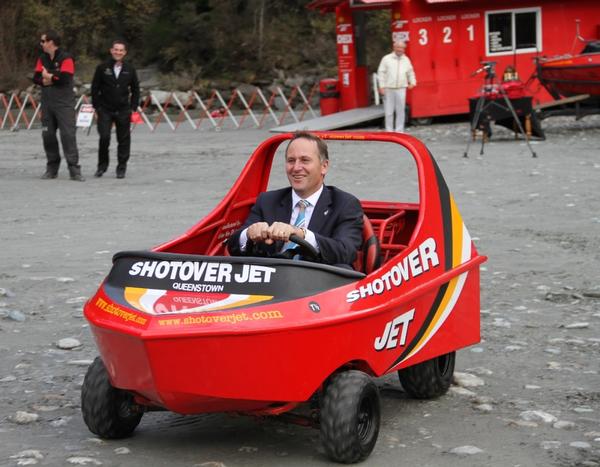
[247, 233, 320, 262]
[286, 234, 320, 262]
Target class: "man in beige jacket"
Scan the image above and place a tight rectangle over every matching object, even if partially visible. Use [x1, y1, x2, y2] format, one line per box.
[377, 41, 417, 132]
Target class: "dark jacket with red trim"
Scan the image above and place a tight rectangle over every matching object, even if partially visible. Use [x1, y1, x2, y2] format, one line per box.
[91, 59, 140, 112]
[33, 48, 75, 107]
[227, 185, 364, 268]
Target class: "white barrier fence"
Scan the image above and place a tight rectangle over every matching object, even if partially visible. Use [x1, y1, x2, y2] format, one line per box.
[0, 84, 319, 132]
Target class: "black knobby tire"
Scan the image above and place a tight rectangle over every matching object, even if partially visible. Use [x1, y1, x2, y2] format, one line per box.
[398, 351, 456, 399]
[320, 370, 381, 464]
[81, 357, 143, 439]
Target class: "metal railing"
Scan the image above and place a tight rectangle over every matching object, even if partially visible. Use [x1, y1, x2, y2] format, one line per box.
[0, 83, 319, 132]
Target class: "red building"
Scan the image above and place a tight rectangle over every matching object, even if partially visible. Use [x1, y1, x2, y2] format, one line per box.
[308, 0, 600, 119]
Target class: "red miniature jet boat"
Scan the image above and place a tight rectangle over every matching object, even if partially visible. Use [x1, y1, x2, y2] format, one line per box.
[81, 132, 486, 463]
[537, 41, 600, 98]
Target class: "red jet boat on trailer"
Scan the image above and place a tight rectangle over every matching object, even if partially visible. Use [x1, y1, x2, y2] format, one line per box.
[81, 132, 486, 463]
[537, 41, 600, 98]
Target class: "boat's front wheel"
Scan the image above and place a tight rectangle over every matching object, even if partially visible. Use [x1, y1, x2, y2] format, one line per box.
[320, 370, 380, 463]
[81, 357, 143, 438]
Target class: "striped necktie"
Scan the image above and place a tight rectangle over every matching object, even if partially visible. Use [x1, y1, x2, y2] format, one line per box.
[283, 199, 309, 251]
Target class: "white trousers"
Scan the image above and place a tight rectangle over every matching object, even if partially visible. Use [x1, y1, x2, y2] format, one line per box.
[384, 88, 407, 132]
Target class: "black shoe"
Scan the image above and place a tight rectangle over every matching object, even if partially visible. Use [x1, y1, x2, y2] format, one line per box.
[70, 174, 86, 182]
[94, 170, 105, 178]
[116, 170, 126, 179]
[41, 172, 57, 179]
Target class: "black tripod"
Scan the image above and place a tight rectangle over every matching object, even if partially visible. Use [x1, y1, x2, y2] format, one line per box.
[464, 62, 537, 158]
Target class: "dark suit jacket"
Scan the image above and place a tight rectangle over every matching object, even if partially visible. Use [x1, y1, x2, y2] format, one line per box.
[227, 185, 364, 267]
[91, 59, 140, 112]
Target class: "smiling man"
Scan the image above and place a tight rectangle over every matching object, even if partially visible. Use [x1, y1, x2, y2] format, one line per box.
[91, 39, 140, 179]
[227, 132, 364, 268]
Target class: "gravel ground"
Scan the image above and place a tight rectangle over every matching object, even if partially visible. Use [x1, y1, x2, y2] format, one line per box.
[1, 116, 599, 467]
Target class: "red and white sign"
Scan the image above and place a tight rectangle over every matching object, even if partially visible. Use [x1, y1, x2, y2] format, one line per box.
[76, 104, 94, 128]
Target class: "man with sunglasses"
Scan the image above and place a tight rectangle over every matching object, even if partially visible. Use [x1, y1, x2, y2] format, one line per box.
[33, 30, 84, 181]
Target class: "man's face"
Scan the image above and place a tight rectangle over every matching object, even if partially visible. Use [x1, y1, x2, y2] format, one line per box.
[110, 43, 127, 62]
[393, 42, 406, 56]
[40, 35, 53, 54]
[285, 138, 328, 198]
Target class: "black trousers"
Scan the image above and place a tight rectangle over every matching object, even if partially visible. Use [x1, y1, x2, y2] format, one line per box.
[97, 108, 131, 172]
[41, 102, 81, 176]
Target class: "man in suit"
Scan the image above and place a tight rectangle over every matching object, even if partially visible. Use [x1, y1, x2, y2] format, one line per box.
[227, 132, 364, 268]
[91, 39, 140, 179]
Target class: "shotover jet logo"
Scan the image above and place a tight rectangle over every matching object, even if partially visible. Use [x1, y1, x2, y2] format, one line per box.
[374, 310, 415, 351]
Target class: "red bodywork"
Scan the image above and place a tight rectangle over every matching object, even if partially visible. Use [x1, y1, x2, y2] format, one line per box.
[84, 132, 486, 415]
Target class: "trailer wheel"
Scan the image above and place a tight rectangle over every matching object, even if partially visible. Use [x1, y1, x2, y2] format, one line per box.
[81, 357, 143, 439]
[412, 117, 433, 126]
[320, 370, 380, 464]
[398, 351, 455, 399]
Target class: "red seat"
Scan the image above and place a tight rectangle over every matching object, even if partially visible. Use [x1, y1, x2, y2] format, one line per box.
[353, 215, 381, 274]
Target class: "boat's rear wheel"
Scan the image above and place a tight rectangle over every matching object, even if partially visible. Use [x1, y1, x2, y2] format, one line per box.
[398, 351, 456, 399]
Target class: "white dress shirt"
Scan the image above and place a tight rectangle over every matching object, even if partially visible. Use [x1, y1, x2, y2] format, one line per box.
[239, 185, 324, 252]
[113, 62, 123, 79]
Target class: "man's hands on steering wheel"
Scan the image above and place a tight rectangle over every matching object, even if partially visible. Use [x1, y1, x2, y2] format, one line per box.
[246, 221, 320, 261]
[247, 221, 304, 245]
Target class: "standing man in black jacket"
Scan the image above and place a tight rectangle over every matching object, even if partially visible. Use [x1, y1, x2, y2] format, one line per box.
[91, 40, 140, 179]
[33, 30, 84, 181]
